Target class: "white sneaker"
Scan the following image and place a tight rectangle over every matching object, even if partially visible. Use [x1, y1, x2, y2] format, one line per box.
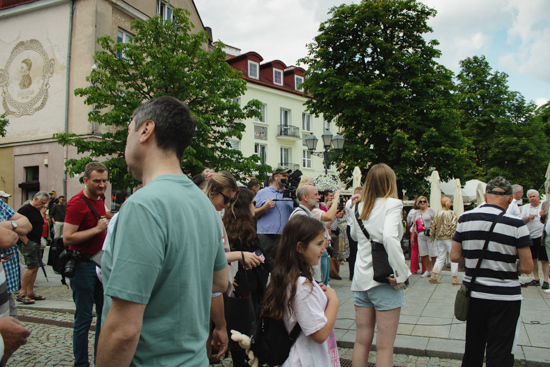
[545, 289, 550, 294]
[421, 271, 431, 278]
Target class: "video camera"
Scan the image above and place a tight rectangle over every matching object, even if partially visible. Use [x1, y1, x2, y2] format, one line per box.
[280, 169, 302, 201]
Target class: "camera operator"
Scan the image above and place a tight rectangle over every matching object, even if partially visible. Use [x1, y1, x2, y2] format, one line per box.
[63, 162, 109, 367]
[255, 166, 294, 271]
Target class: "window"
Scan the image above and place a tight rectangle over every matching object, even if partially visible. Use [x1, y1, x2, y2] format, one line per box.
[280, 147, 290, 166]
[117, 29, 132, 59]
[280, 109, 290, 127]
[295, 76, 304, 91]
[231, 97, 240, 106]
[273, 69, 283, 85]
[248, 61, 259, 79]
[303, 150, 312, 169]
[302, 113, 311, 131]
[255, 143, 267, 162]
[254, 125, 268, 140]
[157, 0, 173, 22]
[254, 103, 266, 123]
[20, 166, 39, 203]
[229, 140, 240, 151]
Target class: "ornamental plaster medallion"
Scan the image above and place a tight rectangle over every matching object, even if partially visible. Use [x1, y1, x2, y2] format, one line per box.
[0, 39, 55, 117]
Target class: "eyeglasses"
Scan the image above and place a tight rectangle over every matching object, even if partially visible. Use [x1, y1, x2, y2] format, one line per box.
[418, 200, 427, 204]
[219, 192, 237, 205]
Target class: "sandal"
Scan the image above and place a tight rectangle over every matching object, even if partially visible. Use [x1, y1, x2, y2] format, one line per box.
[20, 295, 35, 305]
[28, 293, 46, 301]
[16, 294, 25, 303]
[429, 278, 442, 284]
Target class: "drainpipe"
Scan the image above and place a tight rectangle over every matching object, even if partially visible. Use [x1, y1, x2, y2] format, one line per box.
[63, 0, 74, 197]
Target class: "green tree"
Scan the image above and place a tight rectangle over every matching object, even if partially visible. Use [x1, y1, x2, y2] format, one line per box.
[0, 113, 8, 137]
[299, 0, 473, 195]
[456, 55, 547, 189]
[55, 9, 268, 189]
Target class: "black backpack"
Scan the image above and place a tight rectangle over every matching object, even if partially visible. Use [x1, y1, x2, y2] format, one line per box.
[250, 316, 301, 366]
[47, 236, 69, 286]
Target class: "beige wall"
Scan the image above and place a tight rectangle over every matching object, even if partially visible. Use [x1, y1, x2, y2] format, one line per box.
[0, 147, 14, 198]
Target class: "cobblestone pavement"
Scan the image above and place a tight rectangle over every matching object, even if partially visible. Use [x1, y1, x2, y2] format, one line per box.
[10, 309, 467, 367]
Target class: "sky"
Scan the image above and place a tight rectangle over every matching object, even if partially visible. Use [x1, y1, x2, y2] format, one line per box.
[195, 0, 549, 107]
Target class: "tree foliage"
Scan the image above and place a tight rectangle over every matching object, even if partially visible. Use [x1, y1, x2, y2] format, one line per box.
[456, 55, 548, 190]
[299, 0, 473, 195]
[0, 113, 8, 137]
[55, 9, 268, 189]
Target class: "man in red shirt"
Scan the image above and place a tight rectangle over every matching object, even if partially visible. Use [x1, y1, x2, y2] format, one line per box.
[63, 161, 109, 367]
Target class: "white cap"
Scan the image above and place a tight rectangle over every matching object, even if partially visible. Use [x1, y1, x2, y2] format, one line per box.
[0, 191, 11, 198]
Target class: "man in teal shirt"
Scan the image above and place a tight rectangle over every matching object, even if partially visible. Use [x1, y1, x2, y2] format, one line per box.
[97, 97, 228, 366]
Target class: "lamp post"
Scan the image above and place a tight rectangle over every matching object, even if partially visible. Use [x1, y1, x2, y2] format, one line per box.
[305, 130, 345, 175]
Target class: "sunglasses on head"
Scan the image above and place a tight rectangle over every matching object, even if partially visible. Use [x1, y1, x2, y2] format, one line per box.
[219, 192, 237, 205]
[418, 200, 427, 204]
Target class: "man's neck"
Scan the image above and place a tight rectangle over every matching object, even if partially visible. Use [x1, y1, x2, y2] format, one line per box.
[83, 188, 100, 201]
[140, 154, 183, 186]
[301, 202, 313, 212]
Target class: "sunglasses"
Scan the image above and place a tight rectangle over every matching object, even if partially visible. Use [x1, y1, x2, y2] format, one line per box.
[418, 200, 427, 204]
[219, 192, 237, 205]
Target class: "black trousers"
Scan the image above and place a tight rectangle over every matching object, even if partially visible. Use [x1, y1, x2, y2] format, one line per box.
[346, 225, 358, 280]
[257, 234, 280, 272]
[462, 297, 521, 367]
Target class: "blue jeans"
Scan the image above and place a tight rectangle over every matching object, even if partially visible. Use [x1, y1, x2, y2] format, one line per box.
[321, 252, 330, 285]
[70, 261, 104, 367]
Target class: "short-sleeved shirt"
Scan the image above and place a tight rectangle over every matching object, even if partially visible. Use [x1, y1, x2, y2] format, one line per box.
[453, 204, 532, 301]
[521, 203, 544, 239]
[283, 277, 331, 367]
[64, 191, 106, 255]
[101, 174, 227, 366]
[50, 204, 66, 222]
[255, 186, 294, 235]
[17, 203, 43, 243]
[0, 200, 17, 311]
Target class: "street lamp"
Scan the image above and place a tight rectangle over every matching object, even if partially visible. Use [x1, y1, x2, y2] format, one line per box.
[305, 130, 345, 175]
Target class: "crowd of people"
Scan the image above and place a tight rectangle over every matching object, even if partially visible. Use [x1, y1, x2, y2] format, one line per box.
[0, 96, 546, 367]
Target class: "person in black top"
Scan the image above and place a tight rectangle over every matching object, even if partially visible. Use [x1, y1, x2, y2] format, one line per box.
[17, 191, 50, 304]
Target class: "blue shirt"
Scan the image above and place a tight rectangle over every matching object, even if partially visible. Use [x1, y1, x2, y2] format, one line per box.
[0, 201, 21, 294]
[255, 186, 294, 235]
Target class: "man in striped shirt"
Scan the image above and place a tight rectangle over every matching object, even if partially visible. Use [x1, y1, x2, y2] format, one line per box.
[451, 176, 534, 367]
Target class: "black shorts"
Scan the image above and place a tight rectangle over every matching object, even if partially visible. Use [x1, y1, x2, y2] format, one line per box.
[530, 237, 548, 261]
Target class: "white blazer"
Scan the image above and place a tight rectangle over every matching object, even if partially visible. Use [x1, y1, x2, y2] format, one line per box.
[351, 197, 411, 291]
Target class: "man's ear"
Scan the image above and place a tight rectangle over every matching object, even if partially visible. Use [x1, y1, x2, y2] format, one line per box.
[507, 195, 513, 204]
[139, 120, 155, 143]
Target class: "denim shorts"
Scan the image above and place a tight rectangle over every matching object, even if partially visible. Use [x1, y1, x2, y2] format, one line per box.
[353, 284, 406, 311]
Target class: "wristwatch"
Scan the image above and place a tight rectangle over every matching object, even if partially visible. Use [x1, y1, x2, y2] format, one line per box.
[10, 220, 17, 231]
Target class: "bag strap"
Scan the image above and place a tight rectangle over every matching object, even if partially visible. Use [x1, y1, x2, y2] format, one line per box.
[289, 322, 301, 342]
[354, 204, 372, 240]
[78, 195, 102, 219]
[466, 209, 506, 295]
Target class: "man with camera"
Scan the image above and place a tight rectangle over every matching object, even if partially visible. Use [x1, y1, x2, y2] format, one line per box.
[63, 161, 109, 367]
[254, 166, 295, 271]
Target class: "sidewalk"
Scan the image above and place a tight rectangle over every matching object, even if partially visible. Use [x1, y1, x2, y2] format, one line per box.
[22, 260, 550, 366]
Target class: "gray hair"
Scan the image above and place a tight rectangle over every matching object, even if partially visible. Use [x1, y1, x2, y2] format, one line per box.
[297, 185, 314, 202]
[34, 191, 50, 200]
[512, 184, 523, 194]
[527, 189, 539, 197]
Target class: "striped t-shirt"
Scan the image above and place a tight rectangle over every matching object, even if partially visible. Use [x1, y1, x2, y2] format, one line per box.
[453, 204, 532, 301]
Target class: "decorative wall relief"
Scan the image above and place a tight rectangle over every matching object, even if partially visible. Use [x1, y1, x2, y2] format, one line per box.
[0, 39, 55, 117]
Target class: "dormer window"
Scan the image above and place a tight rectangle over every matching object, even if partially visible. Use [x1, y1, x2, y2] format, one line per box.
[273, 69, 283, 86]
[295, 76, 304, 91]
[248, 61, 259, 79]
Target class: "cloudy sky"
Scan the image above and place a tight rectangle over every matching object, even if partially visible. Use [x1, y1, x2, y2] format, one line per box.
[195, 0, 549, 107]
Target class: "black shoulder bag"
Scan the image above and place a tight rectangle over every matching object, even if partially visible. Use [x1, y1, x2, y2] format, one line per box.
[454, 210, 505, 321]
[354, 204, 393, 283]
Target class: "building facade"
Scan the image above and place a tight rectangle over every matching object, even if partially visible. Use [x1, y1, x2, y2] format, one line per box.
[0, 0, 206, 209]
[226, 50, 339, 182]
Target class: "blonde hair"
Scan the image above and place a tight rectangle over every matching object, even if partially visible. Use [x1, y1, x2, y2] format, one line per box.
[297, 175, 311, 190]
[441, 197, 452, 209]
[359, 163, 398, 220]
[415, 196, 429, 207]
[203, 171, 239, 212]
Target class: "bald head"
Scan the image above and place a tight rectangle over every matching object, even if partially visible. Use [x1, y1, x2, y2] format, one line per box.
[297, 185, 320, 210]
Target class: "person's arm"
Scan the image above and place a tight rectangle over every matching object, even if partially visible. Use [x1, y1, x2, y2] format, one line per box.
[320, 190, 341, 222]
[450, 241, 464, 264]
[63, 218, 108, 246]
[517, 246, 534, 274]
[309, 286, 339, 344]
[254, 199, 274, 218]
[429, 214, 438, 242]
[225, 251, 262, 269]
[50, 206, 57, 225]
[0, 213, 31, 236]
[212, 267, 228, 294]
[0, 226, 18, 249]
[521, 206, 534, 224]
[0, 317, 30, 366]
[383, 200, 410, 283]
[96, 298, 146, 366]
[210, 295, 228, 359]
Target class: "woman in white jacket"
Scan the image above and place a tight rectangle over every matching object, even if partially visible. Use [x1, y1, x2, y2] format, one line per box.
[351, 163, 411, 367]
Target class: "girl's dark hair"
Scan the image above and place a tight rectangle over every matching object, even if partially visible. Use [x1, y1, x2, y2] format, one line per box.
[261, 215, 325, 320]
[223, 188, 256, 247]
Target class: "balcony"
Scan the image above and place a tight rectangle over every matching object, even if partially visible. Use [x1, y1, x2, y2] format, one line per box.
[278, 163, 300, 172]
[277, 125, 300, 140]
